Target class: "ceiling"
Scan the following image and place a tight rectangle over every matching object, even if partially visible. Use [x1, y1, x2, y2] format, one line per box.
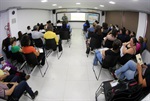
[0, 0, 150, 13]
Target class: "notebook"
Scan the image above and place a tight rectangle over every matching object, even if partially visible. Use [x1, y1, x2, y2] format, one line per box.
[136, 54, 143, 65]
[38, 48, 43, 53]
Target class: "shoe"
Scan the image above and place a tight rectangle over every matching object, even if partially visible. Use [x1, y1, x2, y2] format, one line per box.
[31, 91, 38, 99]
[25, 75, 30, 81]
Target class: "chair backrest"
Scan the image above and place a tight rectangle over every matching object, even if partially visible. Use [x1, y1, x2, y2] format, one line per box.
[33, 38, 43, 48]
[60, 30, 70, 40]
[55, 26, 62, 35]
[23, 53, 38, 67]
[11, 52, 26, 63]
[89, 37, 102, 49]
[45, 38, 57, 51]
[102, 53, 120, 69]
[104, 39, 113, 48]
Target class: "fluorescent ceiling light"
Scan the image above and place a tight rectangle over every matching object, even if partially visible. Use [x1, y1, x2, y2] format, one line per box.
[76, 3, 81, 5]
[109, 1, 116, 4]
[52, 4, 57, 6]
[94, 7, 98, 9]
[100, 5, 104, 7]
[58, 6, 62, 8]
[41, 0, 47, 3]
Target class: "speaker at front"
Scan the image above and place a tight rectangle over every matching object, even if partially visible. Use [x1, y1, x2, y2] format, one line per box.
[102, 11, 105, 16]
[52, 10, 56, 14]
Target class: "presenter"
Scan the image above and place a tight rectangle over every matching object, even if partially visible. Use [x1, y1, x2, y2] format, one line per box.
[62, 13, 68, 23]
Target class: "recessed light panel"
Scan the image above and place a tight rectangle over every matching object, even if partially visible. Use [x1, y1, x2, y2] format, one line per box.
[76, 3, 81, 5]
[100, 5, 104, 7]
[109, 1, 116, 4]
[52, 4, 57, 6]
[41, 0, 47, 3]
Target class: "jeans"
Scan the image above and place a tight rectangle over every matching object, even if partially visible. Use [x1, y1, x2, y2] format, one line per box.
[11, 81, 34, 100]
[93, 50, 102, 65]
[115, 60, 137, 80]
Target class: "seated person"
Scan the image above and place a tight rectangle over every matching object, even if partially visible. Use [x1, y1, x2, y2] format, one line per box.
[119, 37, 137, 64]
[0, 55, 30, 82]
[44, 24, 63, 52]
[120, 37, 137, 54]
[86, 25, 103, 54]
[115, 60, 150, 89]
[83, 20, 90, 33]
[0, 80, 38, 100]
[93, 39, 122, 69]
[21, 35, 45, 66]
[61, 21, 72, 33]
[103, 29, 117, 48]
[0, 54, 16, 70]
[10, 37, 22, 53]
[136, 36, 144, 54]
[86, 22, 97, 39]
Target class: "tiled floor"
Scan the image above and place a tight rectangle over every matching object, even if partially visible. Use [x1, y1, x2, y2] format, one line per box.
[20, 29, 114, 101]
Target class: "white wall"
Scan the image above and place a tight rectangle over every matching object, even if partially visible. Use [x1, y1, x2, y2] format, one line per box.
[17, 9, 51, 33]
[54, 8, 102, 29]
[136, 12, 147, 39]
[0, 11, 9, 54]
[8, 9, 18, 38]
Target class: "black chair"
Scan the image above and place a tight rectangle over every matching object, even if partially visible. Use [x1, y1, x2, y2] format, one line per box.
[104, 39, 113, 48]
[23, 52, 49, 77]
[55, 26, 62, 35]
[60, 29, 71, 47]
[93, 53, 120, 80]
[33, 38, 43, 48]
[10, 52, 26, 70]
[45, 38, 62, 59]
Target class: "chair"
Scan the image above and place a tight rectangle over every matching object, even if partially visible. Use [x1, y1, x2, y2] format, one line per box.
[45, 38, 62, 59]
[93, 54, 119, 80]
[55, 26, 62, 35]
[10, 52, 26, 70]
[33, 38, 43, 48]
[23, 52, 49, 77]
[104, 39, 113, 48]
[60, 29, 71, 47]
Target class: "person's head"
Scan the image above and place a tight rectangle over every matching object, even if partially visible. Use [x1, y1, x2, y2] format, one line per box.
[126, 29, 131, 35]
[95, 25, 102, 35]
[130, 31, 136, 37]
[85, 20, 89, 25]
[138, 36, 144, 44]
[57, 20, 61, 23]
[102, 22, 108, 29]
[130, 37, 137, 46]
[111, 29, 118, 37]
[93, 22, 97, 28]
[64, 13, 66, 16]
[47, 20, 51, 24]
[33, 25, 39, 31]
[10, 37, 17, 45]
[95, 20, 99, 24]
[21, 35, 31, 47]
[112, 39, 122, 51]
[46, 24, 53, 31]
[18, 31, 23, 39]
[27, 26, 31, 30]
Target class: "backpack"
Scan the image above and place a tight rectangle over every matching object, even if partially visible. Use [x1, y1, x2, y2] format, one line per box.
[106, 79, 143, 101]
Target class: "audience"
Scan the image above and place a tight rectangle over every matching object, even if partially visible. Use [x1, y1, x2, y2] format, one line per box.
[26, 26, 32, 34]
[83, 20, 90, 33]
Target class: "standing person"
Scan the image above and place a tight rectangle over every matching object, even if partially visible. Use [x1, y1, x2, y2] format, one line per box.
[62, 13, 68, 23]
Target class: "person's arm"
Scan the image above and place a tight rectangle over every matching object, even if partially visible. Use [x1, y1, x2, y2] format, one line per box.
[122, 46, 135, 55]
[102, 50, 106, 59]
[0, 71, 10, 81]
[137, 63, 147, 87]
[5, 82, 18, 96]
[54, 34, 59, 45]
